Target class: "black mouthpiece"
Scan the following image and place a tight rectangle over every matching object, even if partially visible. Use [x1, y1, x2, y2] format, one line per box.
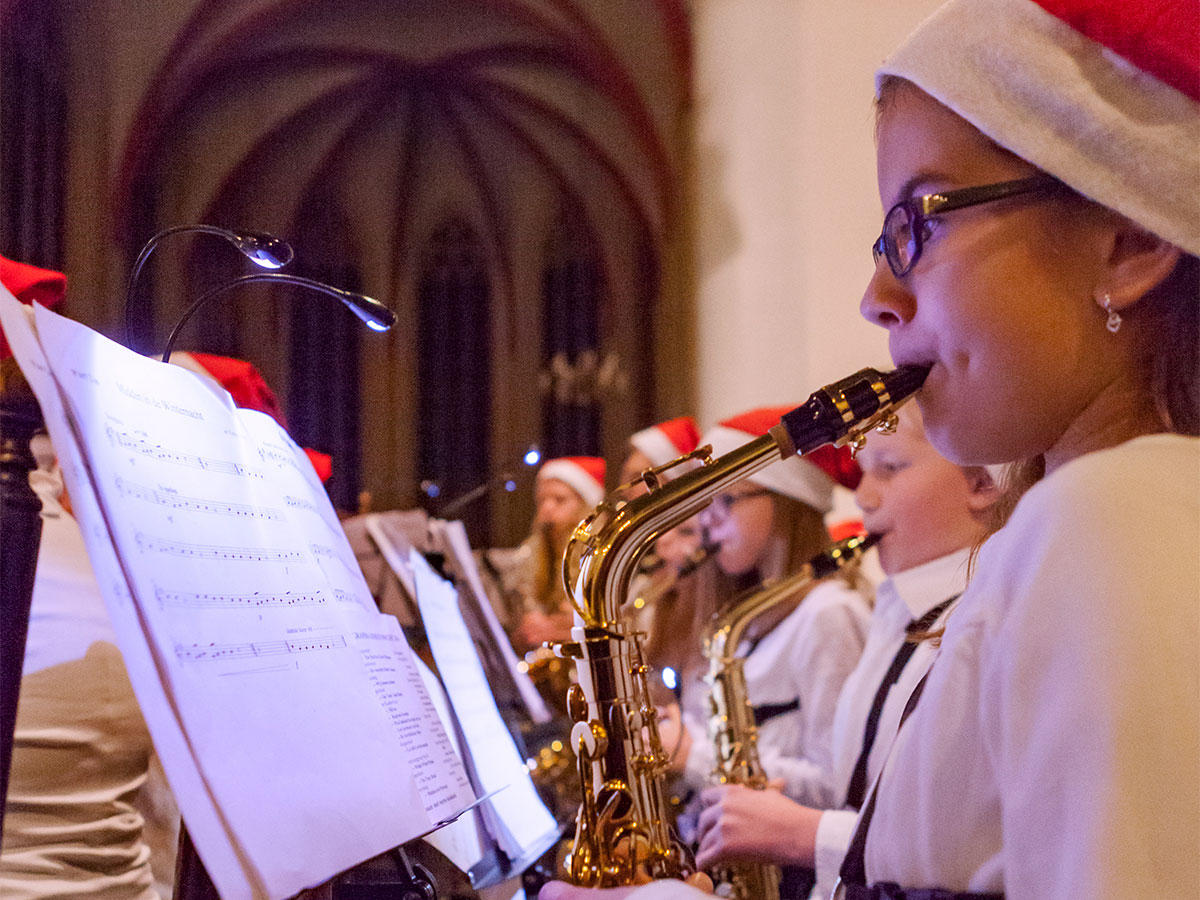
[809, 532, 881, 579]
[884, 363, 932, 403]
[774, 364, 931, 457]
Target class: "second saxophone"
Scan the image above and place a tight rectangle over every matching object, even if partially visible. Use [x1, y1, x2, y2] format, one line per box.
[703, 532, 880, 900]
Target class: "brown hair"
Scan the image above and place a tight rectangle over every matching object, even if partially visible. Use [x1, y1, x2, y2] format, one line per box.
[643, 491, 832, 680]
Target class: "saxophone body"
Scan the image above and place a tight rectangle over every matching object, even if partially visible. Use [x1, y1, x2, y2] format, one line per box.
[703, 533, 879, 900]
[555, 365, 928, 888]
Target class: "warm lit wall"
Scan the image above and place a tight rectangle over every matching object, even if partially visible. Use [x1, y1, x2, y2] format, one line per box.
[691, 0, 944, 426]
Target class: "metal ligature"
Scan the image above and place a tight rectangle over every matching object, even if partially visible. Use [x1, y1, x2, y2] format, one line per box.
[703, 532, 880, 900]
[554, 364, 928, 888]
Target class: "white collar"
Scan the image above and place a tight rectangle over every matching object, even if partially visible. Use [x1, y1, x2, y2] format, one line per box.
[880, 547, 972, 621]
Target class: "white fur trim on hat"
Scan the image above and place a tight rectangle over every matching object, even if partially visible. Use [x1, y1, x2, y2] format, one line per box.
[878, 0, 1200, 256]
[537, 459, 606, 508]
[703, 424, 835, 513]
[630, 427, 681, 468]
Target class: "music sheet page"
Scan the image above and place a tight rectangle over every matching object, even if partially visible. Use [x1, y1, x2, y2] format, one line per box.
[1, 293, 476, 900]
[409, 550, 557, 859]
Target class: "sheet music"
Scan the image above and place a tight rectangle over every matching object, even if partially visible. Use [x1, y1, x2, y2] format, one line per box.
[0, 295, 251, 896]
[2, 294, 477, 900]
[410, 550, 557, 859]
[348, 612, 474, 819]
[432, 520, 552, 724]
[413, 659, 487, 872]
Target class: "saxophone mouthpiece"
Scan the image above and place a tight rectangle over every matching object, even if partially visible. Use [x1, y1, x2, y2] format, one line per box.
[772, 364, 931, 458]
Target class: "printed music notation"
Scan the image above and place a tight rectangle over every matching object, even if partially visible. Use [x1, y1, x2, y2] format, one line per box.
[136, 532, 303, 563]
[116, 476, 282, 520]
[284, 495, 318, 514]
[175, 635, 348, 662]
[156, 587, 327, 610]
[106, 424, 264, 479]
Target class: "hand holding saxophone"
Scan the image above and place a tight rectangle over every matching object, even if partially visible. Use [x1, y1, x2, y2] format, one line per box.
[695, 784, 822, 870]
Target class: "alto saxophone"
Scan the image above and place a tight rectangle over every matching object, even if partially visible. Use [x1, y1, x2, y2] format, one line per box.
[703, 533, 880, 900]
[555, 364, 928, 888]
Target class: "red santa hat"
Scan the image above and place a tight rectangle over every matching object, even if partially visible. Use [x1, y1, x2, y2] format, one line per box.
[169, 351, 333, 483]
[629, 416, 701, 468]
[537, 456, 607, 508]
[0, 255, 67, 359]
[878, 0, 1200, 256]
[702, 407, 861, 513]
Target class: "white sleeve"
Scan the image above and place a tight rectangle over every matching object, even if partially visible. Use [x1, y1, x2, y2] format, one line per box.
[628, 882, 714, 899]
[978, 461, 1200, 900]
[759, 592, 867, 807]
[680, 710, 713, 790]
[813, 808, 858, 899]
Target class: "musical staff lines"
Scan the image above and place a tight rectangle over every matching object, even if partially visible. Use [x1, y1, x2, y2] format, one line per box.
[175, 635, 348, 662]
[116, 477, 282, 520]
[156, 587, 327, 611]
[136, 533, 302, 563]
[107, 425, 264, 479]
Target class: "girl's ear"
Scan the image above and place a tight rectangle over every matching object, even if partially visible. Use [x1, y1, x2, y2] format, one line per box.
[964, 466, 1000, 513]
[1097, 219, 1183, 313]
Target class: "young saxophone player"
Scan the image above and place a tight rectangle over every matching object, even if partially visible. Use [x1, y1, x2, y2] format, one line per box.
[690, 402, 997, 899]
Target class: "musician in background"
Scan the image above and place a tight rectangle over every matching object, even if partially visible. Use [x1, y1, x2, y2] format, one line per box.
[512, 456, 606, 652]
[654, 408, 869, 816]
[1, 256, 164, 900]
[691, 401, 996, 899]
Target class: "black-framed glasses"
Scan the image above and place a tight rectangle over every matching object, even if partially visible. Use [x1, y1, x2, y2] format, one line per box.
[705, 488, 773, 520]
[872, 174, 1066, 277]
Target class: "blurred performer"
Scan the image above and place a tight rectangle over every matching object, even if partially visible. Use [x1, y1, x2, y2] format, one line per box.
[619, 416, 702, 496]
[512, 456, 606, 652]
[655, 408, 870, 811]
[1, 256, 163, 900]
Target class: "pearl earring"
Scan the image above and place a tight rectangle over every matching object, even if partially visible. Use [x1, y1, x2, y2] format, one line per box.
[1103, 294, 1122, 333]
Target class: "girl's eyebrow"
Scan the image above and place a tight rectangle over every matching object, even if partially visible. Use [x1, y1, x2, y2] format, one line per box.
[891, 171, 953, 207]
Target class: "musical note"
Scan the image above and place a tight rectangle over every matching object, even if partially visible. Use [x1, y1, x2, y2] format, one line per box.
[175, 635, 348, 662]
[155, 587, 327, 610]
[136, 532, 302, 562]
[106, 424, 264, 479]
[116, 476, 282, 520]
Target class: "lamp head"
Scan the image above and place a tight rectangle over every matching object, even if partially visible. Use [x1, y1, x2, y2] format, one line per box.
[230, 231, 294, 269]
[335, 287, 396, 332]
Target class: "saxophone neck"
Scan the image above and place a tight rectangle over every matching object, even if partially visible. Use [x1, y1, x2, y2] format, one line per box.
[565, 432, 785, 630]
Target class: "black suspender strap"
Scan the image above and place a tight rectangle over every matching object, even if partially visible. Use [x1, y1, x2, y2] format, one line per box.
[838, 668, 931, 887]
[844, 595, 957, 809]
[752, 697, 801, 728]
[834, 661, 1003, 900]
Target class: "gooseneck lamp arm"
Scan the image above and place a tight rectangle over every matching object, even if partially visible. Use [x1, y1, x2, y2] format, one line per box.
[160, 273, 396, 364]
[124, 225, 295, 350]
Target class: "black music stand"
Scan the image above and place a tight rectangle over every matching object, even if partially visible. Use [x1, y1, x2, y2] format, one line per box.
[0, 363, 45, 847]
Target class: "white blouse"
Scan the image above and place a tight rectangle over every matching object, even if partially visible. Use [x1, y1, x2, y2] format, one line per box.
[812, 548, 968, 899]
[682, 577, 871, 808]
[865, 435, 1200, 897]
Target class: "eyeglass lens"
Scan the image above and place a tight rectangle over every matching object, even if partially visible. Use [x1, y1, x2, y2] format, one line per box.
[884, 204, 918, 275]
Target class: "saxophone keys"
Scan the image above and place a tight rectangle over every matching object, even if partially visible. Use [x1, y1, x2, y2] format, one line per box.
[567, 683, 590, 722]
[875, 412, 900, 435]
